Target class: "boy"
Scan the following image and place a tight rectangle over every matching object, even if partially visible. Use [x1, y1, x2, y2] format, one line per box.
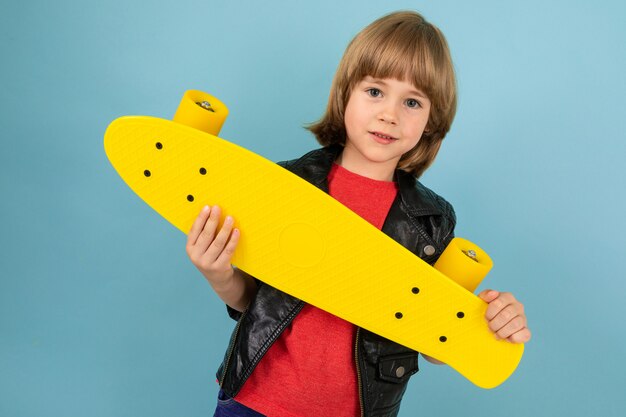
[187, 11, 530, 417]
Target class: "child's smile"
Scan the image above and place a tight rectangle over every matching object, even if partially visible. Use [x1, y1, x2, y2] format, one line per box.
[340, 76, 431, 181]
[370, 131, 397, 144]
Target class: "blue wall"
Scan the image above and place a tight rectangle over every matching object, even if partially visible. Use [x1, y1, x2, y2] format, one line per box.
[1, 1, 624, 415]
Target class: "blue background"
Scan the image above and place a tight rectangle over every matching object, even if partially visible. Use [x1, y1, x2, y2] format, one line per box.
[2, 1, 625, 416]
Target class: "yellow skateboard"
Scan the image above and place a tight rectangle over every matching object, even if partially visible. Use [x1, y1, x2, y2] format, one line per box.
[104, 90, 523, 389]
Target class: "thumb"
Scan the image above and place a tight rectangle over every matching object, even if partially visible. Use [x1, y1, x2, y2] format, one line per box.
[478, 289, 500, 303]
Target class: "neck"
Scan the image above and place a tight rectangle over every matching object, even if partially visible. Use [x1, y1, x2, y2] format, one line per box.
[336, 146, 397, 182]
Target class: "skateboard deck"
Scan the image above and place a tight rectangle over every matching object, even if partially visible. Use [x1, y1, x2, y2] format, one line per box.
[104, 90, 523, 389]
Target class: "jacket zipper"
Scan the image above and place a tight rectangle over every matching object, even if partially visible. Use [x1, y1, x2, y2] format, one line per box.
[219, 309, 247, 387]
[355, 327, 365, 417]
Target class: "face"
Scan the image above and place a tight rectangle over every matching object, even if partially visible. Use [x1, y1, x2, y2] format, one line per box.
[341, 76, 431, 181]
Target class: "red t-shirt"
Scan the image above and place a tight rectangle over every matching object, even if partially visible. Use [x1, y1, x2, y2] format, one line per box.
[235, 163, 398, 417]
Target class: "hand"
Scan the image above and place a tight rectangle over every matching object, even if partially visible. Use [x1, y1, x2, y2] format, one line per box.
[186, 205, 240, 288]
[478, 290, 531, 344]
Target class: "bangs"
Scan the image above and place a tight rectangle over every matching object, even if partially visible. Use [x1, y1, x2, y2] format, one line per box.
[345, 18, 452, 106]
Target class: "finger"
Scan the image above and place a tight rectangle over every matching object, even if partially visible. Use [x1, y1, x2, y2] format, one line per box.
[484, 292, 517, 321]
[205, 215, 235, 261]
[195, 205, 222, 251]
[487, 303, 522, 334]
[494, 315, 527, 340]
[187, 205, 211, 247]
[478, 289, 499, 303]
[215, 227, 240, 266]
[507, 327, 532, 344]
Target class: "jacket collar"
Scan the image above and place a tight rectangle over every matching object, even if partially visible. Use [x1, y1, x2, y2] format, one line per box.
[288, 145, 445, 217]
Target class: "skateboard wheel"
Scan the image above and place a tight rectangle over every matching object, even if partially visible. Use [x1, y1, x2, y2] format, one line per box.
[434, 237, 493, 292]
[173, 90, 228, 136]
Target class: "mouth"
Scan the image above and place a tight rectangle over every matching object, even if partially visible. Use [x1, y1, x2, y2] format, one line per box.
[370, 131, 397, 144]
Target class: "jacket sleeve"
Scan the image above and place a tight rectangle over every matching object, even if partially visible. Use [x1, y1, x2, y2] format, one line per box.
[441, 198, 457, 248]
[224, 277, 264, 321]
[226, 305, 243, 321]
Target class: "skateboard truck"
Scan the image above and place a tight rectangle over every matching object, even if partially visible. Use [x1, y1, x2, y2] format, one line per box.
[196, 101, 215, 112]
[463, 249, 479, 262]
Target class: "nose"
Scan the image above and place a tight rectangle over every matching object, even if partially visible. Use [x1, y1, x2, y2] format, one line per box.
[377, 104, 397, 125]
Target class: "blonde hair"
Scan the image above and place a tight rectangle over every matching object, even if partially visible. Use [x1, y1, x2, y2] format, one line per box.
[307, 11, 457, 178]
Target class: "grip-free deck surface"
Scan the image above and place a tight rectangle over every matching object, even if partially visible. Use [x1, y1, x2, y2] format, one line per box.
[104, 94, 523, 389]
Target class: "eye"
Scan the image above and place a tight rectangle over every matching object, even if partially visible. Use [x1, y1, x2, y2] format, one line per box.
[406, 98, 421, 108]
[366, 88, 382, 98]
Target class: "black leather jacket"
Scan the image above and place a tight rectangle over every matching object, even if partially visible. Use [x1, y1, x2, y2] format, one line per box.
[216, 145, 456, 417]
